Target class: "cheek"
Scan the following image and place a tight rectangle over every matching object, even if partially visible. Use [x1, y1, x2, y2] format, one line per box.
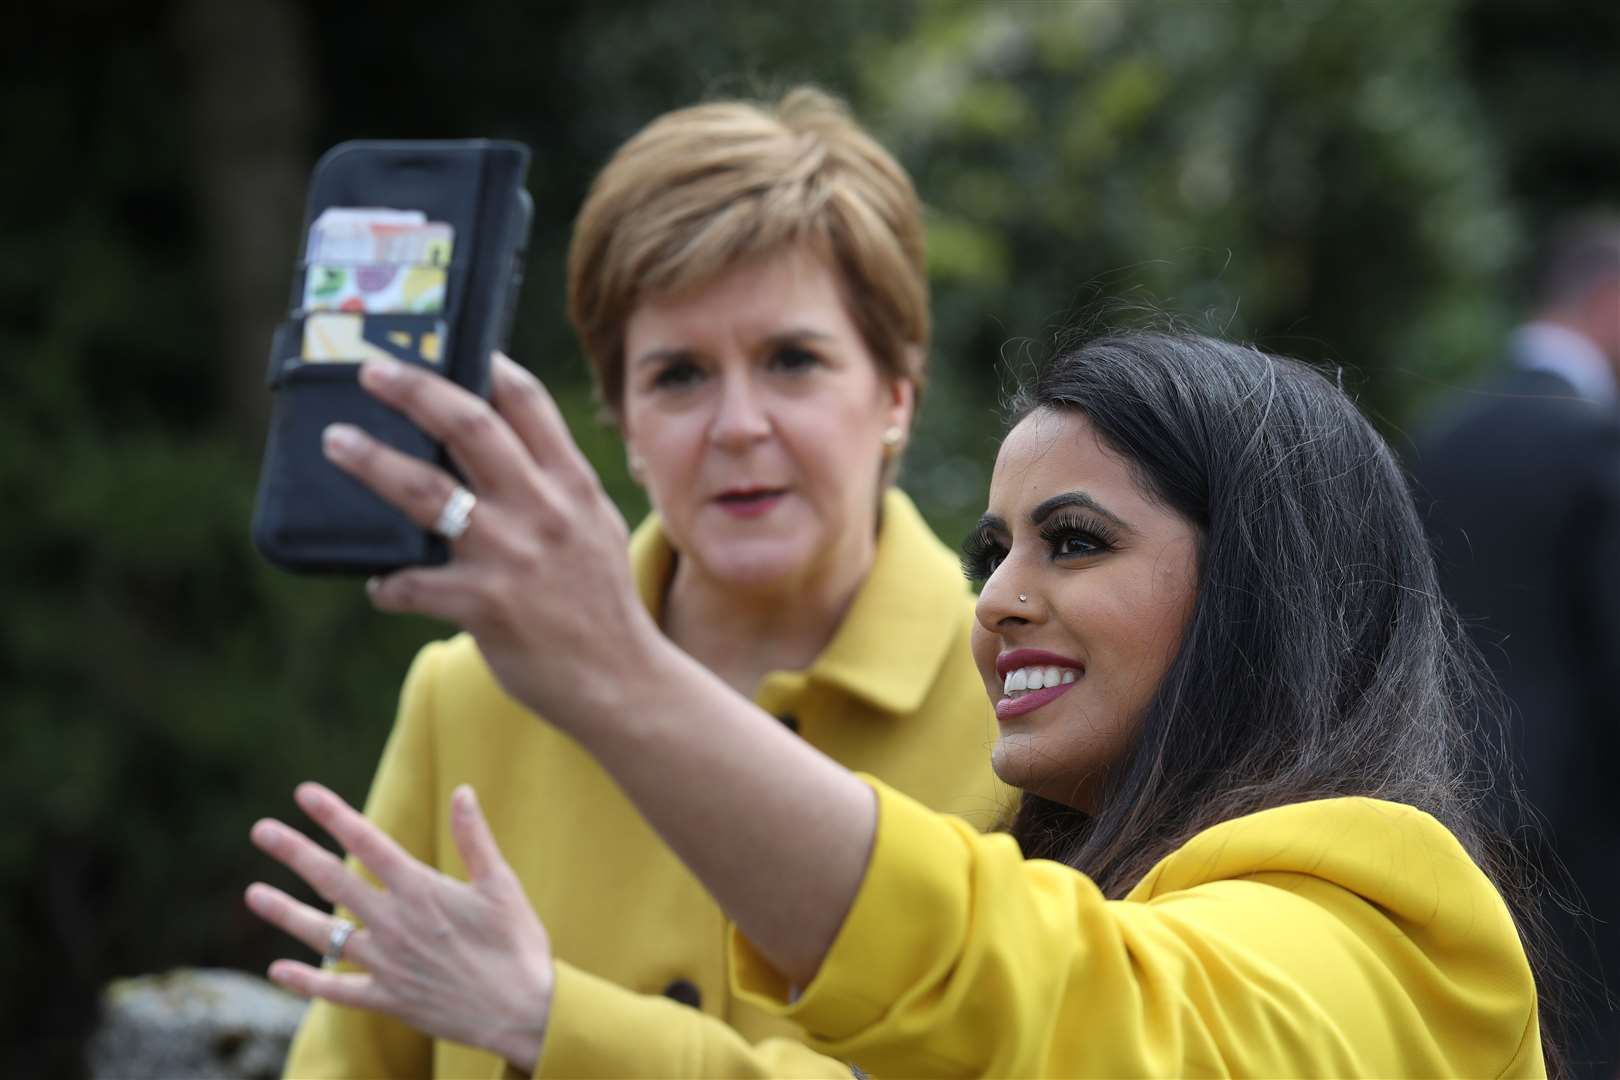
[1084, 576, 1193, 711]
[970, 624, 1000, 694]
[626, 416, 704, 490]
[777, 415, 878, 508]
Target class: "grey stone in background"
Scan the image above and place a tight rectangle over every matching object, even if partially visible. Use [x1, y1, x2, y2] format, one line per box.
[88, 968, 308, 1080]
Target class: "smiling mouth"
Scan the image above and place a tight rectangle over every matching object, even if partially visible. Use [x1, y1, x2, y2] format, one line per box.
[1002, 664, 1079, 694]
[995, 662, 1083, 722]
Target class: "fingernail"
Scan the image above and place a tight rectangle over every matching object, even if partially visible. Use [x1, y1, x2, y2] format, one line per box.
[365, 576, 382, 596]
[360, 358, 402, 388]
[323, 424, 363, 460]
[294, 784, 326, 815]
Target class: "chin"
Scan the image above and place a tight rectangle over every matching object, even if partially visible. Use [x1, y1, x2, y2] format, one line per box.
[991, 735, 1099, 811]
[699, 543, 821, 592]
[989, 733, 1040, 792]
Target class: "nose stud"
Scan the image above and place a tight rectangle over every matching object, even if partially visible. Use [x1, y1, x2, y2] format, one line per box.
[1018, 593, 1027, 603]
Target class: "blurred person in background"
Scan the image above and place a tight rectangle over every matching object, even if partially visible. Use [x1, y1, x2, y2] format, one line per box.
[1411, 214, 1620, 1079]
[276, 86, 1009, 1078]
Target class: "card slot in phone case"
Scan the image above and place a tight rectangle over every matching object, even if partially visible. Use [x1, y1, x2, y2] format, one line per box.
[266, 313, 449, 385]
[301, 147, 487, 386]
[252, 365, 448, 574]
[295, 260, 455, 321]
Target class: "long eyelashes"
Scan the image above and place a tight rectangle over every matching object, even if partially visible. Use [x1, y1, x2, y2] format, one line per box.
[960, 512, 1119, 584]
[960, 528, 1005, 583]
[1040, 511, 1120, 557]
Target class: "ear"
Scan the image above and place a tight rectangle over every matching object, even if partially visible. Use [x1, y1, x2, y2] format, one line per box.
[624, 442, 647, 487]
[613, 410, 647, 488]
[883, 361, 918, 436]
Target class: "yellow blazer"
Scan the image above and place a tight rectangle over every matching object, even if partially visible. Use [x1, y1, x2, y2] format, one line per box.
[728, 783, 1546, 1078]
[283, 490, 1012, 1079]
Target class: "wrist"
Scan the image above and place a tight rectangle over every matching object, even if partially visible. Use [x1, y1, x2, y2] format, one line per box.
[493, 956, 554, 1076]
[568, 614, 704, 750]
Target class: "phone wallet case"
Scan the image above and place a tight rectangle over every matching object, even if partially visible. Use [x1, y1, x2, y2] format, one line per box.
[251, 139, 532, 575]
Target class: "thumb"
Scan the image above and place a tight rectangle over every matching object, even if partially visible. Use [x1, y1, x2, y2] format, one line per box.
[449, 784, 512, 888]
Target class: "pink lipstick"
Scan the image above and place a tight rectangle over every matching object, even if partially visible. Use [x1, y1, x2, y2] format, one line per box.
[994, 648, 1085, 722]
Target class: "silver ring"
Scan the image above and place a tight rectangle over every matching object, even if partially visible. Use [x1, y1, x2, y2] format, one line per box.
[433, 485, 477, 541]
[323, 917, 356, 966]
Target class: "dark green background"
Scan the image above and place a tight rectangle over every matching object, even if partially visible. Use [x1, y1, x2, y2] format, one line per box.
[4, 1, 1617, 1074]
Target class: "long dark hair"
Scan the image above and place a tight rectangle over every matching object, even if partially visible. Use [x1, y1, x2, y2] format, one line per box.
[1000, 332, 1560, 1069]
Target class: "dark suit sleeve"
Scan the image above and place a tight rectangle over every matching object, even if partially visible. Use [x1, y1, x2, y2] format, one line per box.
[1570, 424, 1620, 730]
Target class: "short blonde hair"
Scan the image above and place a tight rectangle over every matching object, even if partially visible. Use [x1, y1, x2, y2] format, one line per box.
[567, 87, 929, 415]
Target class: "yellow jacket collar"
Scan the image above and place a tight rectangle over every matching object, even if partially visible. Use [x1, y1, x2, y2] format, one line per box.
[626, 489, 971, 716]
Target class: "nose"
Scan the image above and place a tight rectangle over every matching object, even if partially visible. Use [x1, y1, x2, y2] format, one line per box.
[975, 562, 1040, 634]
[709, 368, 772, 450]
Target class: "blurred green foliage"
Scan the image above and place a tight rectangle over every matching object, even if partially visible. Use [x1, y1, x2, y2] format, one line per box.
[3, 0, 1615, 1074]
[864, 0, 1525, 543]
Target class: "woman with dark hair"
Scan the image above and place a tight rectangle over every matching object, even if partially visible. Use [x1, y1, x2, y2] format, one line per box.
[996, 334, 1507, 895]
[249, 333, 1551, 1077]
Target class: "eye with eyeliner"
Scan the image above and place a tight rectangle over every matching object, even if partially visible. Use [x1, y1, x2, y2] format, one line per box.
[1040, 511, 1119, 559]
[960, 511, 1118, 583]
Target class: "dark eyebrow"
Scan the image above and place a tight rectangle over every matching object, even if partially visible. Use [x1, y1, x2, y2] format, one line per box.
[971, 512, 1007, 537]
[632, 327, 838, 370]
[1030, 491, 1133, 533]
[763, 327, 837, 349]
[632, 346, 694, 370]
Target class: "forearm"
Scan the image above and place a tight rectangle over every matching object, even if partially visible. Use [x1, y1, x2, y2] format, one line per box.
[572, 637, 876, 987]
[325, 357, 877, 986]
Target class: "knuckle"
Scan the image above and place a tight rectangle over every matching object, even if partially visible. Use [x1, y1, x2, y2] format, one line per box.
[450, 402, 498, 443]
[535, 515, 570, 545]
[400, 471, 446, 508]
[308, 867, 343, 903]
[509, 363, 545, 400]
[463, 578, 508, 626]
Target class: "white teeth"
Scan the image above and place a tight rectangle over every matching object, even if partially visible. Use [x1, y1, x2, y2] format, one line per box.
[1002, 665, 1081, 694]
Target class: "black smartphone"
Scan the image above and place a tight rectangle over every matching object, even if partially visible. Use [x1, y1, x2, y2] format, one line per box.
[251, 140, 532, 575]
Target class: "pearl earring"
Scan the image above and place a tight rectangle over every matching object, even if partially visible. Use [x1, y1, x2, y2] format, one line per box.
[880, 425, 904, 449]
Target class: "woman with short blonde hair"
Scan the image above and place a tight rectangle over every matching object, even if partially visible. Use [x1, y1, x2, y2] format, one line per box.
[276, 87, 1008, 1080]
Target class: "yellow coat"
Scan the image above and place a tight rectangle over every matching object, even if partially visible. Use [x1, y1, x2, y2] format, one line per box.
[729, 781, 1547, 1078]
[283, 490, 1012, 1079]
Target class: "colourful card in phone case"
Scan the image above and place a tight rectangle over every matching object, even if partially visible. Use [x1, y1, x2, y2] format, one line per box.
[301, 312, 445, 365]
[303, 263, 447, 314]
[308, 209, 455, 266]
